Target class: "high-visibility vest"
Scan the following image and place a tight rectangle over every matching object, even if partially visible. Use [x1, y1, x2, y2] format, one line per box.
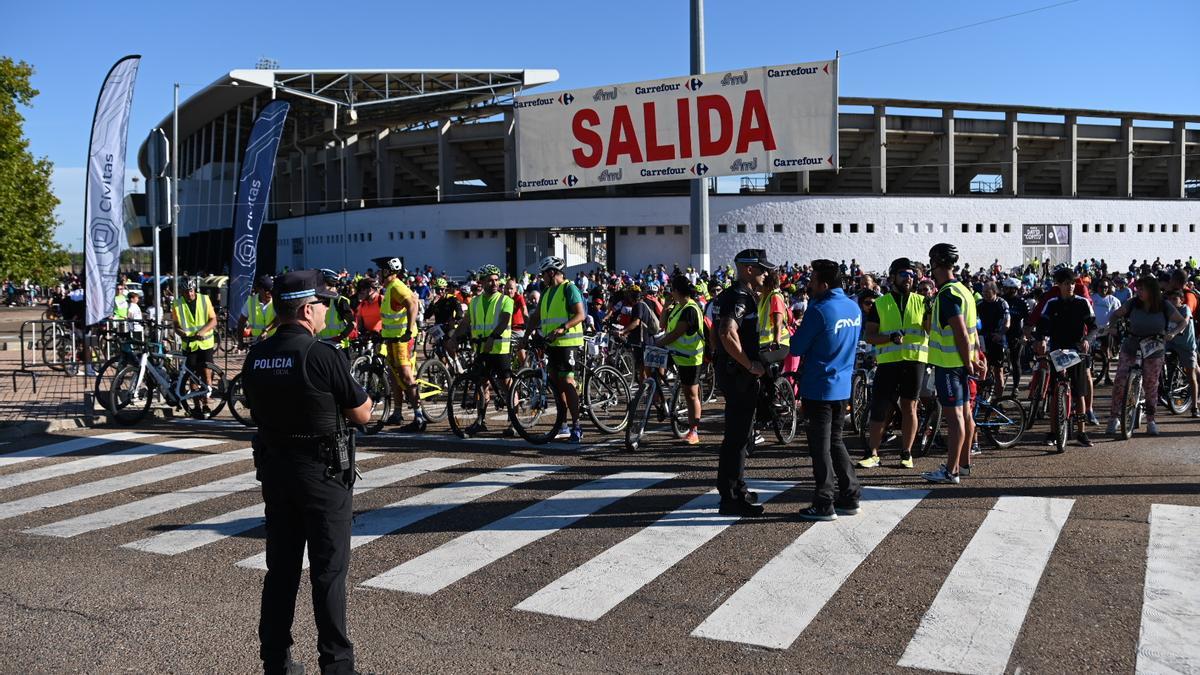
[757, 290, 786, 346]
[666, 299, 704, 366]
[112, 294, 129, 320]
[469, 292, 514, 355]
[243, 295, 275, 338]
[173, 295, 214, 351]
[929, 281, 978, 368]
[381, 279, 418, 340]
[319, 296, 351, 341]
[874, 292, 928, 365]
[540, 281, 583, 347]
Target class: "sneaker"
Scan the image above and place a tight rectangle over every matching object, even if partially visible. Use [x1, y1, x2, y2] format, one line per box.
[833, 503, 861, 516]
[1191, 408, 1199, 419]
[959, 464, 971, 477]
[921, 464, 960, 484]
[899, 455, 915, 469]
[501, 426, 517, 438]
[1106, 418, 1119, 435]
[1076, 431, 1094, 447]
[398, 417, 427, 433]
[1147, 420, 1159, 436]
[718, 499, 764, 517]
[753, 432, 766, 446]
[1086, 411, 1100, 425]
[1042, 432, 1057, 447]
[970, 442, 982, 456]
[385, 410, 405, 426]
[856, 455, 881, 469]
[684, 429, 700, 445]
[798, 505, 838, 522]
[554, 427, 571, 440]
[741, 491, 760, 504]
[84, 366, 98, 378]
[464, 421, 487, 436]
[568, 425, 583, 444]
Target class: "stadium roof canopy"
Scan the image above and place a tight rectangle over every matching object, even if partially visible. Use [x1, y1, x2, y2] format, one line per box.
[137, 68, 558, 175]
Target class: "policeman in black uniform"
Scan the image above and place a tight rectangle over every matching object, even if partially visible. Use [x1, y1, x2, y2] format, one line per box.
[712, 249, 775, 517]
[243, 270, 372, 675]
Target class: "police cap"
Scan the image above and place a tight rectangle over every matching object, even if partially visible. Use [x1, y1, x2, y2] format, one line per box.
[274, 270, 337, 302]
[733, 248, 777, 271]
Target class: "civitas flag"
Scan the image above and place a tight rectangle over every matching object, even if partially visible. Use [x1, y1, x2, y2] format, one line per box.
[84, 55, 140, 326]
[228, 100, 290, 329]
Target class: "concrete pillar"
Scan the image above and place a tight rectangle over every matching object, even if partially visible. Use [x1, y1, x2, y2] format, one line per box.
[503, 110, 517, 195]
[1117, 117, 1134, 198]
[1002, 111, 1019, 196]
[438, 120, 458, 201]
[871, 105, 887, 194]
[305, 150, 322, 212]
[345, 143, 362, 208]
[939, 110, 955, 195]
[323, 148, 339, 211]
[1060, 114, 1077, 197]
[1168, 120, 1186, 199]
[376, 130, 394, 207]
[798, 171, 811, 194]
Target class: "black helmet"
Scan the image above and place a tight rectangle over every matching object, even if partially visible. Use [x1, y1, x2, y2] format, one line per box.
[1053, 266, 1078, 284]
[929, 243, 959, 269]
[888, 257, 914, 276]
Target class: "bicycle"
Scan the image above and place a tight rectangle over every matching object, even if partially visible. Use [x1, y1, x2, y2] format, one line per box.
[579, 334, 632, 434]
[624, 345, 679, 451]
[107, 341, 229, 424]
[858, 391, 943, 457]
[971, 375, 1027, 450]
[1025, 354, 1051, 429]
[447, 338, 512, 438]
[507, 335, 566, 444]
[1116, 335, 1165, 440]
[754, 354, 799, 445]
[1046, 348, 1085, 453]
[346, 335, 397, 434]
[847, 342, 876, 435]
[1158, 348, 1193, 415]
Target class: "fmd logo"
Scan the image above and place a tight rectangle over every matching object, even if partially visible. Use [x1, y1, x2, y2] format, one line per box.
[558, 92, 575, 105]
[592, 87, 617, 102]
[720, 71, 749, 86]
[684, 77, 704, 91]
[833, 316, 861, 335]
[729, 158, 758, 172]
[562, 174, 579, 187]
[597, 169, 623, 183]
[691, 163, 709, 176]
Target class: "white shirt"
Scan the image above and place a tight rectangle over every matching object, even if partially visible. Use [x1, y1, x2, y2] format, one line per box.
[1093, 294, 1121, 328]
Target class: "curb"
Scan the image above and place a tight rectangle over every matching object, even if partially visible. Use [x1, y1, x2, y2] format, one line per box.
[0, 416, 92, 440]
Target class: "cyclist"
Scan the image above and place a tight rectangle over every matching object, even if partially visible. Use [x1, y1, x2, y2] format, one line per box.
[238, 274, 277, 346]
[172, 278, 218, 414]
[1165, 290, 1199, 418]
[859, 257, 927, 470]
[659, 274, 706, 445]
[757, 270, 789, 349]
[448, 264, 515, 436]
[317, 269, 356, 347]
[615, 286, 660, 383]
[530, 256, 587, 443]
[353, 277, 382, 336]
[506, 277, 528, 367]
[1090, 277, 1122, 384]
[426, 278, 463, 339]
[1032, 266, 1097, 447]
[1106, 275, 1186, 436]
[374, 256, 425, 431]
[1002, 278, 1030, 391]
[922, 243, 982, 485]
[977, 282, 1011, 393]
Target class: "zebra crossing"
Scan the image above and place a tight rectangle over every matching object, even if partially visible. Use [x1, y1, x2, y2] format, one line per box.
[2, 432, 1198, 674]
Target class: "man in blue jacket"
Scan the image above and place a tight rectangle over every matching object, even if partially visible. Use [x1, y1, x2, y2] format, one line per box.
[790, 259, 863, 521]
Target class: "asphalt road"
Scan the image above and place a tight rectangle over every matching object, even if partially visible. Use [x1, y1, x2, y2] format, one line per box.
[0, 393, 1197, 674]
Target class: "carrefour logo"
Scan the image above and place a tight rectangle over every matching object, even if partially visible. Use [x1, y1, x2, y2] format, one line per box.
[773, 155, 833, 168]
[684, 77, 704, 91]
[634, 83, 681, 95]
[562, 174, 579, 187]
[767, 63, 829, 78]
[518, 178, 560, 188]
[514, 97, 554, 109]
[558, 93, 575, 105]
[691, 163, 709, 176]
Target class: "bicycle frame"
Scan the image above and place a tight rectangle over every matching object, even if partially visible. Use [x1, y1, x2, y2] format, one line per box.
[130, 351, 208, 407]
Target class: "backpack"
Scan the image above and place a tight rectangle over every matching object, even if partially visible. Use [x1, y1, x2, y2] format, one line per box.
[638, 300, 662, 335]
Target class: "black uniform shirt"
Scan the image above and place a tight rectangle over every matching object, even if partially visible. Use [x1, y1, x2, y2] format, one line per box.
[713, 285, 760, 363]
[244, 324, 368, 437]
[1034, 295, 1097, 350]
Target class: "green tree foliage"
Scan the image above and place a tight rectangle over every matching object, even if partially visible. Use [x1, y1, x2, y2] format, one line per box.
[0, 57, 69, 284]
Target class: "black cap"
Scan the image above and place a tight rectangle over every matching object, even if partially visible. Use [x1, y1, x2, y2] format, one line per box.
[274, 270, 337, 302]
[733, 248, 777, 271]
[255, 274, 274, 291]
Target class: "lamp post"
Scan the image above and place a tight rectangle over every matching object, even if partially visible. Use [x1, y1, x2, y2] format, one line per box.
[689, 0, 710, 273]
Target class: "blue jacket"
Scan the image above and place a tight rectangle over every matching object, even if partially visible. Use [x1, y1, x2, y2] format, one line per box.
[789, 287, 862, 401]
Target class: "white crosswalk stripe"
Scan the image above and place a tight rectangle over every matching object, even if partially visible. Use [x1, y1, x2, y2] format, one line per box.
[691, 486, 928, 649]
[122, 456, 460, 556]
[0, 437, 221, 492]
[515, 480, 795, 621]
[0, 447, 253, 522]
[898, 496, 1074, 675]
[1136, 503, 1200, 675]
[360, 471, 674, 595]
[236, 463, 564, 571]
[0, 432, 153, 468]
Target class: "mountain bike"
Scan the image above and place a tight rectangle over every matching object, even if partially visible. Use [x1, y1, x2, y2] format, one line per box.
[1159, 349, 1193, 415]
[347, 335, 396, 434]
[755, 356, 798, 445]
[447, 339, 512, 438]
[580, 334, 632, 434]
[1047, 349, 1084, 453]
[847, 342, 876, 435]
[508, 335, 567, 444]
[624, 345, 679, 451]
[971, 376, 1026, 450]
[107, 342, 229, 424]
[1117, 336, 1165, 440]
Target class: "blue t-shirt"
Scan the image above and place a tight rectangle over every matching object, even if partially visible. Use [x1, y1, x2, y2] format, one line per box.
[789, 287, 862, 401]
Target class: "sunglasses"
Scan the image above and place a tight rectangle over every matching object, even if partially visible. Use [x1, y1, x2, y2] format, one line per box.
[897, 271, 915, 279]
[307, 298, 330, 308]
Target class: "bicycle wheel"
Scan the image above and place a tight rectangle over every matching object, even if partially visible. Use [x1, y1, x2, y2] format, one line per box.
[421, 331, 436, 360]
[1052, 381, 1070, 453]
[349, 355, 371, 388]
[362, 363, 392, 435]
[914, 399, 941, 458]
[227, 373, 255, 427]
[447, 374, 485, 438]
[92, 353, 129, 410]
[1025, 371, 1046, 430]
[184, 363, 228, 419]
[771, 376, 798, 444]
[612, 349, 637, 385]
[108, 364, 153, 425]
[416, 358, 451, 422]
[980, 396, 1027, 449]
[1091, 348, 1110, 384]
[698, 361, 718, 403]
[669, 383, 688, 439]
[1162, 359, 1192, 414]
[584, 365, 631, 434]
[848, 372, 870, 435]
[508, 369, 565, 445]
[624, 379, 656, 452]
[1118, 372, 1142, 440]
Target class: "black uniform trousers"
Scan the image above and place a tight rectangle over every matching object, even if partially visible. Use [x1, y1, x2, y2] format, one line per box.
[803, 399, 862, 510]
[259, 451, 354, 675]
[716, 365, 760, 501]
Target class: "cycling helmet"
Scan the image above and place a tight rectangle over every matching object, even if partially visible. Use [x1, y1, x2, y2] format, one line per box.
[928, 243, 959, 269]
[319, 268, 339, 285]
[477, 264, 502, 278]
[434, 278, 448, 289]
[459, 284, 472, 294]
[538, 256, 566, 274]
[183, 278, 198, 291]
[888, 257, 914, 276]
[628, 284, 642, 294]
[1053, 266, 1078, 283]
[372, 257, 403, 275]
[1002, 277, 1020, 289]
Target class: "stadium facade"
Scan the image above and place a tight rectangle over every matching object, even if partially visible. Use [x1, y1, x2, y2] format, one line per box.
[135, 68, 1200, 276]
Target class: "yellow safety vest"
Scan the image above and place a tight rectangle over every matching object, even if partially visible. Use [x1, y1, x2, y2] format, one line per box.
[929, 281, 978, 368]
[319, 296, 351, 341]
[469, 292, 514, 355]
[540, 281, 584, 347]
[173, 295, 214, 351]
[757, 290, 786, 346]
[381, 279, 418, 340]
[874, 292, 928, 364]
[243, 295, 275, 338]
[112, 294, 129, 320]
[666, 299, 704, 366]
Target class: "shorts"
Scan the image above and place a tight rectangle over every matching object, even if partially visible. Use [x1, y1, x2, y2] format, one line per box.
[479, 352, 513, 379]
[185, 348, 214, 374]
[869, 361, 924, 422]
[985, 343, 1007, 369]
[1170, 348, 1196, 369]
[1050, 358, 1089, 395]
[385, 338, 417, 370]
[547, 346, 580, 377]
[934, 366, 969, 407]
[676, 364, 699, 386]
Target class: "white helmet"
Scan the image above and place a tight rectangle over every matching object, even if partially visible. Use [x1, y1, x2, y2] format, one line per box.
[538, 256, 566, 274]
[373, 256, 403, 274]
[1002, 277, 1020, 289]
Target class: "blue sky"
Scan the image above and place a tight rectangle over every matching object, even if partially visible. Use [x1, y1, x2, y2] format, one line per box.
[3, 0, 1197, 250]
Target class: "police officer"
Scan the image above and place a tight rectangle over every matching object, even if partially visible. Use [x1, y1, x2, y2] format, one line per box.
[712, 249, 775, 517]
[243, 270, 372, 675]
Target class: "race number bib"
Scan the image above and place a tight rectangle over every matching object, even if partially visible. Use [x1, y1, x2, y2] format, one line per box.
[643, 346, 669, 369]
[1049, 349, 1082, 372]
[1139, 338, 1165, 360]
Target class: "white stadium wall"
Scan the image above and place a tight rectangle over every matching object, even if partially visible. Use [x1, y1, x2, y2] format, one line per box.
[276, 194, 1200, 274]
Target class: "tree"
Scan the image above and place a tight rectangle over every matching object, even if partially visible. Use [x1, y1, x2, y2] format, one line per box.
[0, 57, 69, 285]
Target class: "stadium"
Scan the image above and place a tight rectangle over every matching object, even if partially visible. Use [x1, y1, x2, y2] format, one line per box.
[134, 66, 1200, 276]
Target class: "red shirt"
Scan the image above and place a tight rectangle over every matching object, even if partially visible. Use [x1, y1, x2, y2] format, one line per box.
[510, 292, 527, 328]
